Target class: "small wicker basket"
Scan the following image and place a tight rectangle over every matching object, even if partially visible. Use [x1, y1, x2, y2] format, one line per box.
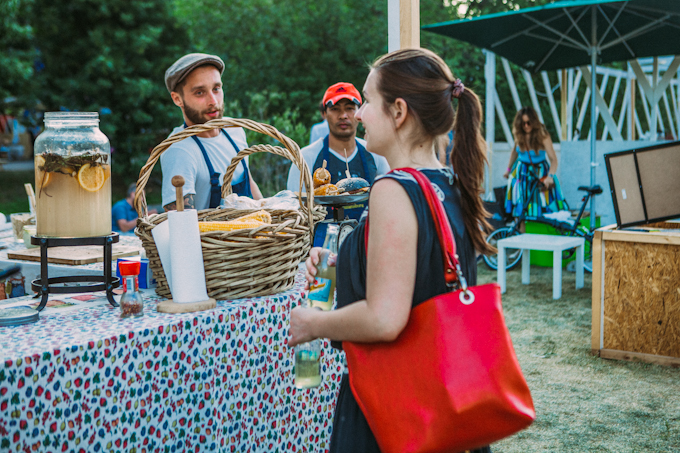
[134, 118, 325, 300]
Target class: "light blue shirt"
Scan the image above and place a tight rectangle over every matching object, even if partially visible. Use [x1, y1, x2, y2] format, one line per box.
[309, 120, 329, 145]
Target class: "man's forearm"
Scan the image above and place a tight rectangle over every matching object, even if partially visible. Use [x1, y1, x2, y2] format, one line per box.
[250, 179, 263, 200]
[164, 194, 195, 212]
[117, 218, 138, 233]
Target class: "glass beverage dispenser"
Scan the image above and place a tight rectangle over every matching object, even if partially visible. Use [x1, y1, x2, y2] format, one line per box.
[33, 112, 112, 237]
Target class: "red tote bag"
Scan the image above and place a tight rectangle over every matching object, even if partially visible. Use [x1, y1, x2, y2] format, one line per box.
[343, 167, 535, 453]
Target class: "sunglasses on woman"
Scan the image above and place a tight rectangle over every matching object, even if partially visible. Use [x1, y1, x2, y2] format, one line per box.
[522, 121, 531, 127]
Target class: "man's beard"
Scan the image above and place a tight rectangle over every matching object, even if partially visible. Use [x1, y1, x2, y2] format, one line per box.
[183, 101, 224, 125]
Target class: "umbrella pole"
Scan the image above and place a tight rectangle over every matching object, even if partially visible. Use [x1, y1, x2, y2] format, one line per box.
[589, 5, 597, 232]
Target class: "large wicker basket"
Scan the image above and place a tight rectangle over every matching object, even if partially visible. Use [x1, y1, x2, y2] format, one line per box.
[134, 118, 325, 300]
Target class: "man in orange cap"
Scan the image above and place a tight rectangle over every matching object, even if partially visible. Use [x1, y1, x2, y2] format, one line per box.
[287, 82, 389, 245]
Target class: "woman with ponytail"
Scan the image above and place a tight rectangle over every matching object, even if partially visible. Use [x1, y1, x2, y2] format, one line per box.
[289, 48, 494, 453]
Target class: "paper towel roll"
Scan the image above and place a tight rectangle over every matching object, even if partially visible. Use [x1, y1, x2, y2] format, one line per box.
[151, 221, 172, 292]
[167, 210, 209, 303]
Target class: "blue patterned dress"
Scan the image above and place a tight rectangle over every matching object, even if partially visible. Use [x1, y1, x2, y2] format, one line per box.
[505, 146, 568, 217]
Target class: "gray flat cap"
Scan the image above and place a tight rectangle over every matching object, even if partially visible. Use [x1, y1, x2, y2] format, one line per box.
[165, 53, 225, 93]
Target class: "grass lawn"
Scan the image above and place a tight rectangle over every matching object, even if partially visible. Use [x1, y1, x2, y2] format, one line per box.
[0, 171, 35, 216]
[480, 264, 680, 452]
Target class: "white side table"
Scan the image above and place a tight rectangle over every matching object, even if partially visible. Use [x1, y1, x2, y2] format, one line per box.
[497, 233, 584, 300]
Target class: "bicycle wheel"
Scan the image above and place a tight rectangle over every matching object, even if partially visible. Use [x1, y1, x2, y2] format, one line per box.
[483, 227, 523, 271]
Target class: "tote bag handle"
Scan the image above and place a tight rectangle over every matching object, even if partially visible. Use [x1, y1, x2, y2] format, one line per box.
[364, 167, 468, 291]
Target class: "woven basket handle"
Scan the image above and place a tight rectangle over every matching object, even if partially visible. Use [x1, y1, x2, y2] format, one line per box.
[134, 117, 313, 218]
[222, 143, 314, 219]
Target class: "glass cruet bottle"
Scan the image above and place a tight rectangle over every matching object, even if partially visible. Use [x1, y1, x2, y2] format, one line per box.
[118, 260, 144, 318]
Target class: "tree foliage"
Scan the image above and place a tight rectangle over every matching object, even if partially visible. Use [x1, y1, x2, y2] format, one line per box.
[171, 0, 556, 143]
[423, 0, 560, 141]
[29, 0, 190, 175]
[450, 0, 555, 17]
[5, 0, 559, 190]
[0, 0, 37, 110]
[172, 0, 389, 130]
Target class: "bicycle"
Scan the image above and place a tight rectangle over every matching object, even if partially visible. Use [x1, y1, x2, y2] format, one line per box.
[483, 173, 602, 273]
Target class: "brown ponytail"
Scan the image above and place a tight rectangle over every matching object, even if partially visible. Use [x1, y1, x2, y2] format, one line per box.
[372, 48, 494, 255]
[451, 88, 495, 255]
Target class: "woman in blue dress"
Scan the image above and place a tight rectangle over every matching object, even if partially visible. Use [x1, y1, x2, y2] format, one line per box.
[503, 106, 567, 217]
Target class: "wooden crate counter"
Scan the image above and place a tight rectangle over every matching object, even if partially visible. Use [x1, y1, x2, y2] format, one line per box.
[591, 222, 680, 367]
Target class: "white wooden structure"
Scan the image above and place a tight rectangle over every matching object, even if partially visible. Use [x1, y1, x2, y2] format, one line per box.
[485, 52, 680, 196]
[485, 53, 680, 145]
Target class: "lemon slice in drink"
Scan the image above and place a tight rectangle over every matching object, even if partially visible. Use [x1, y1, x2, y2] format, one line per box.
[35, 155, 52, 189]
[77, 164, 106, 192]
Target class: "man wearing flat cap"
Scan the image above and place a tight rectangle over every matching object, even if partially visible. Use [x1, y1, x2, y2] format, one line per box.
[161, 53, 262, 211]
[287, 82, 389, 245]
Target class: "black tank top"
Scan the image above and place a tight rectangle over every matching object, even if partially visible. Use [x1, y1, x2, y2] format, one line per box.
[334, 168, 477, 348]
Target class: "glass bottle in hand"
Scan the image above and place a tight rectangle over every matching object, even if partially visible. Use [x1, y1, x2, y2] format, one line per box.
[294, 298, 322, 388]
[307, 224, 339, 311]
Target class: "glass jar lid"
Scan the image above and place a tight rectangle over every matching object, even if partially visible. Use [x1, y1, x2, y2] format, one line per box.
[44, 112, 99, 127]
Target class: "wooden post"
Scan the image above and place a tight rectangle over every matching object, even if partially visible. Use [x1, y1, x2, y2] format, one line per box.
[591, 229, 603, 354]
[387, 0, 419, 51]
[561, 68, 568, 141]
[400, 0, 419, 48]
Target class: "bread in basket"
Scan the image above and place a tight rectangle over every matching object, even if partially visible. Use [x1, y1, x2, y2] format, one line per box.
[134, 118, 325, 300]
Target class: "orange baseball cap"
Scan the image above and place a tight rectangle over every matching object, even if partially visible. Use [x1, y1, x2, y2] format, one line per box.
[322, 82, 362, 108]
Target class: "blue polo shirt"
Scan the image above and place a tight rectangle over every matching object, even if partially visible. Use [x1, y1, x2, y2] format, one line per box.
[111, 199, 137, 232]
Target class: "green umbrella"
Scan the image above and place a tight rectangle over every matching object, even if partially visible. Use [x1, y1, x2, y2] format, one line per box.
[423, 0, 680, 230]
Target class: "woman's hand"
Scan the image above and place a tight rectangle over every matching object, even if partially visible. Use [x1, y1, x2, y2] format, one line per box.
[288, 306, 318, 347]
[286, 179, 416, 345]
[542, 175, 554, 189]
[304, 247, 336, 290]
[503, 170, 511, 179]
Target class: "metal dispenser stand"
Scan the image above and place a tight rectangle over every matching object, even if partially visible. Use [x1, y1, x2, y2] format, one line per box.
[31, 233, 121, 311]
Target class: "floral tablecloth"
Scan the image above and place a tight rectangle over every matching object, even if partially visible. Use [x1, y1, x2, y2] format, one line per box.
[0, 272, 344, 452]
